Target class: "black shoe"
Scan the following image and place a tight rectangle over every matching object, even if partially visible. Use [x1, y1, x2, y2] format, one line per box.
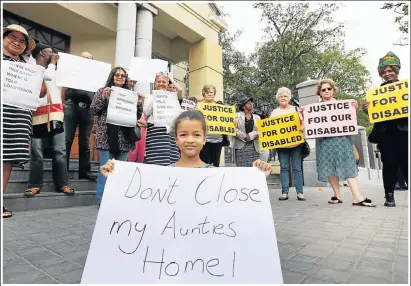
[79, 172, 97, 181]
[384, 193, 396, 207]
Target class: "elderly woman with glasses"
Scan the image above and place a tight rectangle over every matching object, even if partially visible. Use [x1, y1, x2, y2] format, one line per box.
[2, 25, 48, 218]
[142, 72, 184, 166]
[305, 78, 375, 207]
[270, 87, 306, 201]
[91, 67, 141, 206]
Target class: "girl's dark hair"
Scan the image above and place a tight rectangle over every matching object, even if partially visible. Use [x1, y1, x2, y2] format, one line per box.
[105, 67, 128, 88]
[174, 110, 207, 136]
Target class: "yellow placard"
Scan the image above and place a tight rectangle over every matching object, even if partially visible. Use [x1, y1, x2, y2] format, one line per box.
[257, 112, 304, 150]
[365, 79, 408, 123]
[198, 102, 236, 135]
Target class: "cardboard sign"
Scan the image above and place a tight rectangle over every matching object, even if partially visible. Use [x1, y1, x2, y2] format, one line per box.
[365, 79, 408, 123]
[81, 162, 283, 284]
[257, 112, 304, 150]
[303, 100, 358, 139]
[56, 52, 111, 92]
[198, 102, 236, 136]
[153, 90, 182, 126]
[106, 86, 138, 127]
[128, 57, 169, 83]
[2, 61, 45, 110]
[181, 98, 197, 111]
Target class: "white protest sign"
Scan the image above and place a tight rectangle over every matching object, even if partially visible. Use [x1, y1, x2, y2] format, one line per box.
[153, 90, 182, 126]
[56, 52, 111, 92]
[303, 99, 358, 139]
[81, 162, 283, 284]
[2, 61, 45, 110]
[181, 98, 197, 111]
[128, 57, 169, 83]
[106, 86, 138, 127]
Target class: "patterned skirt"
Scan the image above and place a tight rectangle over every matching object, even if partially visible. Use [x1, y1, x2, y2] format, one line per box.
[144, 123, 179, 166]
[316, 136, 358, 182]
[235, 141, 260, 167]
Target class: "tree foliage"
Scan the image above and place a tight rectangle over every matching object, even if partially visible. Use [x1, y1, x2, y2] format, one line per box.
[382, 3, 409, 45]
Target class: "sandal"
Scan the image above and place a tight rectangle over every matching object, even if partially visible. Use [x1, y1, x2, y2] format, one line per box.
[24, 188, 41, 197]
[3, 206, 12, 218]
[328, 196, 343, 204]
[58, 186, 75, 195]
[279, 194, 289, 201]
[352, 198, 376, 207]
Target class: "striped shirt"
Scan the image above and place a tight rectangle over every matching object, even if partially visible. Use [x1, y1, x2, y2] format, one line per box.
[2, 54, 33, 165]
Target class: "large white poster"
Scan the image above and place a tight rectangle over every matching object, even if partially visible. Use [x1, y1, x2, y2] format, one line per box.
[81, 162, 283, 284]
[153, 90, 182, 126]
[106, 86, 138, 127]
[2, 61, 45, 110]
[56, 52, 111, 92]
[128, 57, 169, 83]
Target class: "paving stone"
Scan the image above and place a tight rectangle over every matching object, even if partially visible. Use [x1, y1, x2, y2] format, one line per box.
[43, 260, 83, 277]
[24, 250, 67, 268]
[317, 258, 355, 272]
[309, 267, 351, 283]
[348, 273, 392, 284]
[282, 269, 306, 284]
[302, 277, 333, 284]
[3, 260, 45, 284]
[394, 256, 409, 274]
[57, 268, 84, 284]
[31, 276, 59, 284]
[362, 249, 395, 261]
[394, 273, 409, 284]
[327, 248, 362, 262]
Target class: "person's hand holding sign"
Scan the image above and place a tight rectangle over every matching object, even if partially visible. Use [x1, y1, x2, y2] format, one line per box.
[362, 101, 370, 113]
[253, 159, 272, 178]
[351, 101, 359, 110]
[100, 159, 114, 177]
[103, 87, 112, 99]
[137, 118, 147, 128]
[50, 53, 59, 65]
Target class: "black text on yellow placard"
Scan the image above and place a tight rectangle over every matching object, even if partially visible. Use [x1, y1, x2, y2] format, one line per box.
[198, 102, 236, 136]
[257, 112, 304, 150]
[365, 79, 408, 123]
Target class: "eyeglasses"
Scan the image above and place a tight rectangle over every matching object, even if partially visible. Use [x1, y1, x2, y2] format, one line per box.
[156, 72, 168, 76]
[321, 87, 333, 92]
[114, 74, 126, 78]
[7, 35, 26, 46]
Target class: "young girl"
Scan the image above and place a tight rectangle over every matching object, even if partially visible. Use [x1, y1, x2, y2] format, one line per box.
[100, 110, 272, 177]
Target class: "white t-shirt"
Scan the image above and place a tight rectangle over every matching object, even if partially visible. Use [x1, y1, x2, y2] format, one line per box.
[38, 64, 62, 106]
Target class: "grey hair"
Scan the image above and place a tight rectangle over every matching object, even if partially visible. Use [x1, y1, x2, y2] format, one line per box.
[276, 87, 292, 100]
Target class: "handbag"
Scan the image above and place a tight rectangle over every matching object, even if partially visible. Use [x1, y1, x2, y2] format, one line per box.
[32, 90, 64, 138]
[301, 141, 310, 159]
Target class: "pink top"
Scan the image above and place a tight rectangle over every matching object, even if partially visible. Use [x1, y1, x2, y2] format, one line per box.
[270, 105, 303, 149]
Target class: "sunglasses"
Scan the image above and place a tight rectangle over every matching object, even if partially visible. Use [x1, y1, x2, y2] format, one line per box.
[321, 87, 333, 92]
[114, 73, 126, 78]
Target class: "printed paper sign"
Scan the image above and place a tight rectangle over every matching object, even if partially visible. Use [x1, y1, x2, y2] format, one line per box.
[107, 86, 138, 127]
[2, 61, 45, 110]
[198, 102, 236, 136]
[128, 57, 169, 83]
[257, 112, 304, 150]
[365, 79, 408, 123]
[181, 98, 197, 111]
[153, 90, 182, 126]
[303, 100, 358, 139]
[56, 52, 111, 92]
[81, 161, 283, 284]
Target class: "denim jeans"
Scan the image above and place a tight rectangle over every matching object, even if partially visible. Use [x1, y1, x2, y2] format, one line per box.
[64, 101, 94, 175]
[278, 145, 303, 194]
[28, 131, 68, 190]
[96, 150, 129, 205]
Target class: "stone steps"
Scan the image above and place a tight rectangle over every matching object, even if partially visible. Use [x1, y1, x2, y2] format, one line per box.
[6, 179, 97, 194]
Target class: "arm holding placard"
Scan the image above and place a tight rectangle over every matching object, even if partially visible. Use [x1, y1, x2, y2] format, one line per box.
[90, 88, 108, 116]
[248, 114, 261, 140]
[168, 72, 184, 100]
[362, 101, 369, 114]
[143, 94, 153, 118]
[40, 81, 47, 98]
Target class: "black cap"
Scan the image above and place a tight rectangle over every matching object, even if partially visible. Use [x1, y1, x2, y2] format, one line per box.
[239, 97, 253, 111]
[31, 42, 51, 59]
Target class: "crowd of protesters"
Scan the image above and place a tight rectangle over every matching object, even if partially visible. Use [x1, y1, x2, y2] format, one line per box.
[2, 24, 408, 218]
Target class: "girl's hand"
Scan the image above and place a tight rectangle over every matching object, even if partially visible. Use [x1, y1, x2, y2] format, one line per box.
[100, 159, 115, 178]
[103, 87, 112, 99]
[351, 101, 359, 109]
[252, 159, 272, 178]
[137, 118, 147, 128]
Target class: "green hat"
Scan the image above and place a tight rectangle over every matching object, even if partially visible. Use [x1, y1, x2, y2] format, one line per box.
[378, 51, 401, 73]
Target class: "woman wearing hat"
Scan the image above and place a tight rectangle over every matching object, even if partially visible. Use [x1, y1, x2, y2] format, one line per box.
[2, 24, 47, 218]
[233, 97, 261, 167]
[362, 52, 408, 207]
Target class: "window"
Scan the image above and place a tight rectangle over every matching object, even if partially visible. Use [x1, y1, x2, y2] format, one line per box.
[3, 10, 71, 53]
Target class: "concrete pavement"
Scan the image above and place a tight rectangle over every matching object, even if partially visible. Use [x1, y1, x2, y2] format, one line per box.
[3, 185, 409, 284]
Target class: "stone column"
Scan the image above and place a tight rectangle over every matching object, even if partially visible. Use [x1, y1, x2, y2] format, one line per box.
[134, 4, 157, 96]
[295, 79, 328, 187]
[114, 3, 137, 69]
